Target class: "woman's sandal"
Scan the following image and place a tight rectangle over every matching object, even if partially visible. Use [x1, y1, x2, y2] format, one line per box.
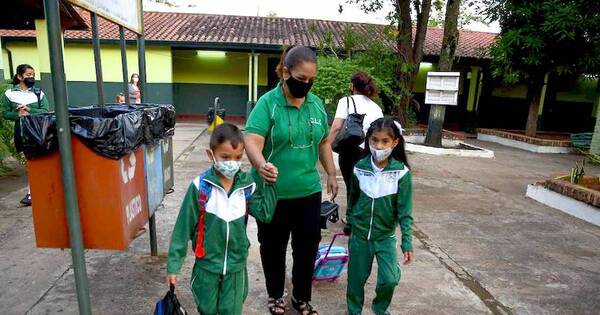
[291, 298, 319, 315]
[268, 297, 286, 315]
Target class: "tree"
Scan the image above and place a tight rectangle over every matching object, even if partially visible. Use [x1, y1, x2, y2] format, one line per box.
[347, 0, 433, 125]
[424, 0, 461, 146]
[484, 0, 600, 137]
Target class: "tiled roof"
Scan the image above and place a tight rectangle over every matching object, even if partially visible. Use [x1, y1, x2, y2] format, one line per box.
[0, 11, 497, 59]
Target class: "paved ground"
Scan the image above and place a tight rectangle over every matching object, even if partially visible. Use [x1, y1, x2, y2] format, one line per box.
[0, 124, 599, 315]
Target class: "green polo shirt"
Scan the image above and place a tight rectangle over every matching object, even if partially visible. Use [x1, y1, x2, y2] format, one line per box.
[246, 83, 329, 200]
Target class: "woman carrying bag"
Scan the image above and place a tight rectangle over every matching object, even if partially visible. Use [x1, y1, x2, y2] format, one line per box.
[328, 72, 383, 188]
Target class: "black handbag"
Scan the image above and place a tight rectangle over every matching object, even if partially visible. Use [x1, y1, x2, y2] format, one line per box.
[154, 284, 188, 315]
[332, 96, 365, 153]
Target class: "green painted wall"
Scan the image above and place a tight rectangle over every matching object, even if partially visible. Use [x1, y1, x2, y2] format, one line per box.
[173, 82, 268, 116]
[415, 62, 436, 93]
[66, 82, 173, 107]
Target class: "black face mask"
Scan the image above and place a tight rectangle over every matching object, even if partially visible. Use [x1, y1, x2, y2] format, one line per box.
[23, 77, 35, 88]
[285, 75, 313, 99]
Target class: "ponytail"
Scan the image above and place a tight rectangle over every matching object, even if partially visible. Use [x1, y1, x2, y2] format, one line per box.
[351, 72, 379, 99]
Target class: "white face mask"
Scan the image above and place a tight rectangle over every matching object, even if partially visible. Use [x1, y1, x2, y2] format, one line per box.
[370, 146, 394, 163]
[210, 151, 241, 179]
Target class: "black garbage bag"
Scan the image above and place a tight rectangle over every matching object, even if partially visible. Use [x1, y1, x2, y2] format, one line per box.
[154, 285, 188, 315]
[20, 113, 58, 159]
[128, 104, 176, 145]
[68, 106, 145, 159]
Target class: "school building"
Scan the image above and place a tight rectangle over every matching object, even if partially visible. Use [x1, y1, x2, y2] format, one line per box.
[0, 10, 598, 132]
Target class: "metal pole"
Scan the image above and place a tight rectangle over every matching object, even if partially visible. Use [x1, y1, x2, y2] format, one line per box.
[91, 12, 104, 107]
[136, 6, 158, 256]
[42, 1, 91, 314]
[119, 26, 130, 105]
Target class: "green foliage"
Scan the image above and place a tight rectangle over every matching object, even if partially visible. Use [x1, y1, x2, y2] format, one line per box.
[312, 56, 395, 121]
[429, 0, 487, 28]
[570, 160, 585, 184]
[484, 0, 600, 85]
[0, 81, 24, 175]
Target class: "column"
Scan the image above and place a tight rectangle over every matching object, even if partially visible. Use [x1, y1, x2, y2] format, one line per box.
[253, 53, 259, 102]
[0, 38, 4, 82]
[465, 66, 480, 131]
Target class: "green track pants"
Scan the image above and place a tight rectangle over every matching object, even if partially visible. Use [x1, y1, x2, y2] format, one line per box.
[346, 234, 401, 315]
[190, 264, 248, 315]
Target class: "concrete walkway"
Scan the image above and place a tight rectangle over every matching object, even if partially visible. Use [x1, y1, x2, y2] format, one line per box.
[0, 126, 599, 314]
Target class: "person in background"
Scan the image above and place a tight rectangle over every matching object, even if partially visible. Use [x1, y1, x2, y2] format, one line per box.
[115, 93, 126, 104]
[245, 45, 337, 315]
[327, 71, 384, 189]
[128, 73, 141, 104]
[0, 64, 50, 206]
[344, 118, 413, 315]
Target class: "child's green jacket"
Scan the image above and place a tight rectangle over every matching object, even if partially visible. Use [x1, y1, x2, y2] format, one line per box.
[167, 168, 277, 276]
[345, 156, 413, 252]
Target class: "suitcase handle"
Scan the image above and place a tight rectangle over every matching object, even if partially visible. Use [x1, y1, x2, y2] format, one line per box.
[323, 232, 346, 260]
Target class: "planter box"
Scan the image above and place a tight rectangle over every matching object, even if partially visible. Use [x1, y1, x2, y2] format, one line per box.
[526, 184, 600, 227]
[477, 129, 573, 153]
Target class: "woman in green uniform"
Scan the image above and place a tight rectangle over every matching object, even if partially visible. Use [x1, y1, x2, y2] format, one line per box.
[1, 64, 50, 206]
[245, 46, 338, 315]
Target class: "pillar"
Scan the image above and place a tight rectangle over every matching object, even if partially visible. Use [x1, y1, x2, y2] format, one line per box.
[465, 66, 480, 132]
[589, 81, 600, 154]
[253, 53, 259, 102]
[536, 73, 550, 129]
[0, 38, 4, 82]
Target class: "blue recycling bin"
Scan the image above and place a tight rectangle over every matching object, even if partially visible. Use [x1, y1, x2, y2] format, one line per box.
[161, 137, 174, 194]
[144, 142, 164, 217]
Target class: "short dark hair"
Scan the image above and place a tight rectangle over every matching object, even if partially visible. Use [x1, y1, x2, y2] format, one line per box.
[209, 123, 244, 150]
[13, 64, 34, 85]
[276, 46, 317, 79]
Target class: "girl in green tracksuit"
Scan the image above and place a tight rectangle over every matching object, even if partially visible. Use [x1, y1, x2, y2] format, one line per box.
[344, 118, 414, 315]
[166, 123, 277, 315]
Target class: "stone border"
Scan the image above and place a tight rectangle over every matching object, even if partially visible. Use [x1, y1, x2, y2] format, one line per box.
[526, 184, 600, 227]
[477, 128, 573, 154]
[405, 142, 495, 158]
[544, 179, 600, 207]
[477, 133, 573, 154]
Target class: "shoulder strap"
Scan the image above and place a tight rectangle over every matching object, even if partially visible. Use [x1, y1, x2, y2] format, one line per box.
[195, 172, 213, 259]
[33, 88, 42, 109]
[348, 96, 358, 114]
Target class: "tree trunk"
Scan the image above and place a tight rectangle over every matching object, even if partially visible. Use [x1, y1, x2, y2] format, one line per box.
[424, 0, 461, 147]
[393, 0, 432, 127]
[525, 86, 542, 137]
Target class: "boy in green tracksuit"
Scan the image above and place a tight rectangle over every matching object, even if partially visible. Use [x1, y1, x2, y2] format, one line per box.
[344, 118, 414, 315]
[167, 123, 277, 315]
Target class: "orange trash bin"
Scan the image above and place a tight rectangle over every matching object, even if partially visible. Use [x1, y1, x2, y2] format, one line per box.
[27, 136, 149, 250]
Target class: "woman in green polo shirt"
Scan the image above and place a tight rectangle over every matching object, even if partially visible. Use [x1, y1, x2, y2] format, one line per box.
[245, 46, 338, 315]
[1, 64, 50, 206]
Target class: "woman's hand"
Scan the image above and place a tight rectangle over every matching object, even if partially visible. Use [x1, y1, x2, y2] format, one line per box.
[326, 174, 338, 201]
[17, 104, 30, 117]
[166, 274, 177, 287]
[258, 161, 278, 183]
[403, 251, 414, 265]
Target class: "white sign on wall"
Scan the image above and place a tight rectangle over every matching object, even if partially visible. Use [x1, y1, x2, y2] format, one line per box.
[68, 0, 142, 34]
[425, 72, 461, 106]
